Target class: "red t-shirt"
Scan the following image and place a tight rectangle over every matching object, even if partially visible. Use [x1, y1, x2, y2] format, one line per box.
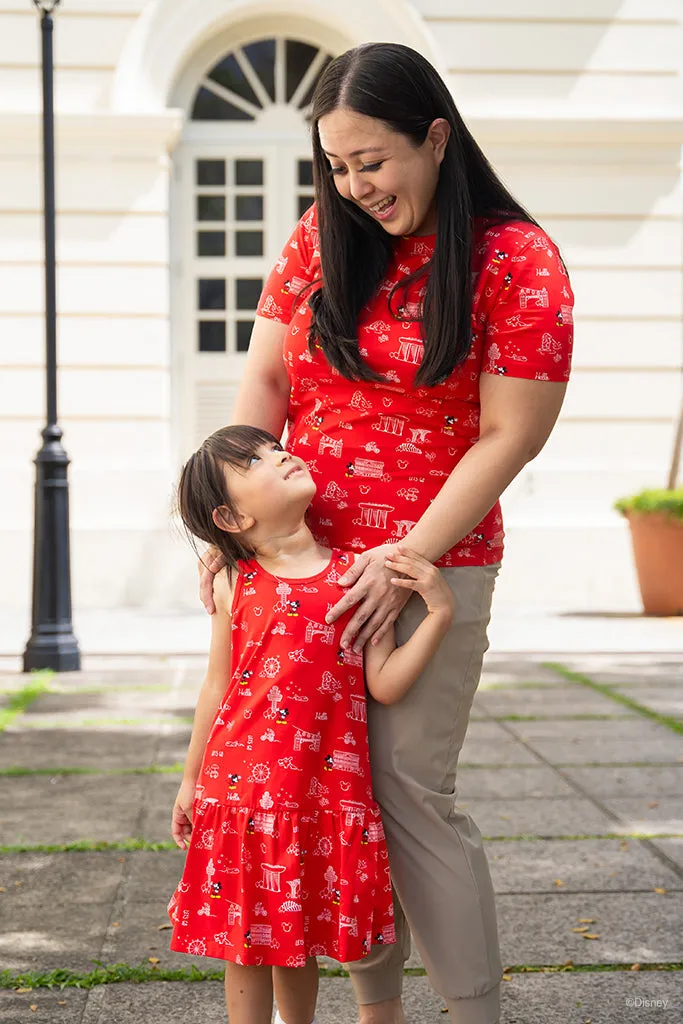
[256, 205, 573, 567]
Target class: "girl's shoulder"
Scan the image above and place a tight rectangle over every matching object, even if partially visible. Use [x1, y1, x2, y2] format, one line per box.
[214, 565, 236, 615]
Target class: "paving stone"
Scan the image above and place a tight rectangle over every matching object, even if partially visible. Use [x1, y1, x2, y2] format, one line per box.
[472, 684, 636, 719]
[480, 656, 564, 685]
[651, 837, 683, 872]
[500, 969, 679, 1024]
[104, 898, 226, 974]
[0, 851, 125, 908]
[0, 730, 158, 770]
[458, 738, 541, 766]
[561, 765, 683, 798]
[503, 719, 683, 766]
[155, 729, 194, 767]
[0, 774, 148, 845]
[124, 850, 187, 904]
[0, 900, 111, 972]
[560, 655, 682, 687]
[486, 839, 683, 893]
[598, 797, 683, 836]
[457, 766, 576, 800]
[138, 774, 186, 843]
[0, 988, 89, 1024]
[461, 798, 615, 838]
[497, 892, 683, 965]
[607, 685, 683, 719]
[25, 687, 179, 718]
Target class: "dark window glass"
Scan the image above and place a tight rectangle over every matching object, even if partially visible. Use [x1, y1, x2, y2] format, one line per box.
[286, 40, 317, 102]
[196, 195, 226, 222]
[208, 54, 261, 108]
[298, 54, 332, 108]
[197, 231, 225, 257]
[298, 160, 314, 187]
[235, 159, 263, 186]
[236, 231, 263, 257]
[298, 195, 314, 218]
[242, 39, 276, 102]
[236, 278, 263, 310]
[235, 195, 264, 221]
[199, 320, 226, 352]
[198, 279, 226, 310]
[196, 160, 225, 186]
[192, 86, 254, 121]
[236, 320, 253, 352]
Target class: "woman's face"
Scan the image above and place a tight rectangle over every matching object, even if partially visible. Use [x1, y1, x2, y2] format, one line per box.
[318, 108, 449, 237]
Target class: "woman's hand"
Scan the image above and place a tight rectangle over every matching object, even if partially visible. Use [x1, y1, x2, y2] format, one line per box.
[325, 543, 413, 651]
[198, 546, 227, 615]
[171, 779, 197, 850]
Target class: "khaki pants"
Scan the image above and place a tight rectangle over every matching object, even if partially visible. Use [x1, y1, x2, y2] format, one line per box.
[347, 563, 502, 1024]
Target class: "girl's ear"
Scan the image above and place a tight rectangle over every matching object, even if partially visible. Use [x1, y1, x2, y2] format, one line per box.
[212, 505, 254, 534]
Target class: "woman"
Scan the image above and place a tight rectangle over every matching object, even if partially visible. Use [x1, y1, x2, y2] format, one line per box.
[199, 43, 573, 1024]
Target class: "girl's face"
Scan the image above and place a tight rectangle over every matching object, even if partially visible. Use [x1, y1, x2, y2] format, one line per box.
[318, 109, 449, 237]
[219, 441, 315, 533]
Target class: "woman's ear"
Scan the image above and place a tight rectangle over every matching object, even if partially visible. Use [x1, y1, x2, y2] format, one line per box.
[427, 118, 450, 164]
[212, 505, 254, 534]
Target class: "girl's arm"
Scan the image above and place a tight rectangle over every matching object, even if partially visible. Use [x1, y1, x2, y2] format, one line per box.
[363, 549, 454, 705]
[171, 570, 234, 849]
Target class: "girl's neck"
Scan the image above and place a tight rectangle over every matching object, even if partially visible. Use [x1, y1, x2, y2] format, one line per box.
[251, 523, 325, 574]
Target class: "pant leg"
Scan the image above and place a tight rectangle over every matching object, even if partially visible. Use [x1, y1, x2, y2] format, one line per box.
[347, 563, 502, 1024]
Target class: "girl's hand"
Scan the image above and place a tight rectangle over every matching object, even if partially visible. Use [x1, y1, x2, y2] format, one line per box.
[171, 779, 197, 850]
[385, 546, 455, 623]
[198, 546, 227, 615]
[326, 543, 412, 651]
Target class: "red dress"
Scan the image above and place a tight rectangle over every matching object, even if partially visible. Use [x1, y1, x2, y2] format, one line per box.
[168, 549, 395, 966]
[256, 205, 574, 567]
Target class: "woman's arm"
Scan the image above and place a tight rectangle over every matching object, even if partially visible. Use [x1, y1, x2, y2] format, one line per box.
[327, 375, 567, 650]
[172, 573, 233, 848]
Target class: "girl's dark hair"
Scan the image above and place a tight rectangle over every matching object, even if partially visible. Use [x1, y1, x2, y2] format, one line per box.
[308, 42, 538, 387]
[176, 425, 280, 578]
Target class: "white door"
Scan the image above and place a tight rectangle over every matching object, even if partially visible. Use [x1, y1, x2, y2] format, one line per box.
[172, 36, 331, 459]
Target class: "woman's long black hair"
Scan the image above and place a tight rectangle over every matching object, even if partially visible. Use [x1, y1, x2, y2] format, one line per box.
[308, 42, 538, 387]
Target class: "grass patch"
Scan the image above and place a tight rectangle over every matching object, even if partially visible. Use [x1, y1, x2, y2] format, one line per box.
[2, 960, 681, 991]
[0, 673, 52, 732]
[0, 838, 177, 855]
[545, 663, 683, 736]
[0, 764, 185, 778]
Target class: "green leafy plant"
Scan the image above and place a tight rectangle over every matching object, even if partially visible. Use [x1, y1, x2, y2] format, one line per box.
[614, 400, 682, 520]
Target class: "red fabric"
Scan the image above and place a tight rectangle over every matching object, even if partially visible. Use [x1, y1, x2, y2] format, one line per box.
[256, 206, 574, 567]
[168, 549, 395, 966]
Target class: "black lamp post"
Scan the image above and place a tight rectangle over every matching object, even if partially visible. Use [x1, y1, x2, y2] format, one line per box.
[23, 0, 80, 672]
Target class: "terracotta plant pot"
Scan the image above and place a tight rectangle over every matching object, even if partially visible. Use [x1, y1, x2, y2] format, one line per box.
[626, 511, 683, 616]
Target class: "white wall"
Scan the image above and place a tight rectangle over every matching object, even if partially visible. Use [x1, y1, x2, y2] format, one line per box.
[0, 0, 681, 622]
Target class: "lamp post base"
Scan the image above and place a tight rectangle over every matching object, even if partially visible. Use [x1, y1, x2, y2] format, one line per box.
[23, 423, 81, 674]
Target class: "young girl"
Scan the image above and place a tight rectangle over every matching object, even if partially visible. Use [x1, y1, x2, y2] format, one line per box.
[168, 425, 454, 1024]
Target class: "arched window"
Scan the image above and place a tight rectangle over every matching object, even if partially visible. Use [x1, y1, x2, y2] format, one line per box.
[174, 36, 332, 450]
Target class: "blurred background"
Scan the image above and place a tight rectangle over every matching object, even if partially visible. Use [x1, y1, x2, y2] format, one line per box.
[1, 0, 682, 646]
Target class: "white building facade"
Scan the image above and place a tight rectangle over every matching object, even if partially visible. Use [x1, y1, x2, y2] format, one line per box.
[1, 0, 682, 615]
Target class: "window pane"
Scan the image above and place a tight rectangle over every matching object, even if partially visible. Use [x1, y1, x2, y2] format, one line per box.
[242, 39, 276, 102]
[208, 54, 261, 108]
[196, 195, 226, 222]
[298, 195, 314, 218]
[197, 231, 225, 257]
[236, 320, 253, 352]
[298, 160, 314, 187]
[236, 231, 263, 257]
[192, 86, 254, 121]
[199, 321, 226, 352]
[196, 160, 225, 186]
[198, 279, 226, 310]
[236, 278, 263, 310]
[235, 160, 263, 186]
[286, 40, 318, 102]
[298, 54, 332, 108]
[235, 195, 264, 221]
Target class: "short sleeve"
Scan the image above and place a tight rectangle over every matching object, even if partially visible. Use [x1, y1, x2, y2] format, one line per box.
[481, 231, 574, 382]
[256, 205, 320, 325]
